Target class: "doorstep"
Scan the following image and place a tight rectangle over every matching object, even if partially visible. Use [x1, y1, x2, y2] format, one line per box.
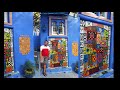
[46, 67, 72, 74]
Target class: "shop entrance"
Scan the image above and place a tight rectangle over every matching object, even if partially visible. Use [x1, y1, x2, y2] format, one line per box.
[48, 38, 68, 68]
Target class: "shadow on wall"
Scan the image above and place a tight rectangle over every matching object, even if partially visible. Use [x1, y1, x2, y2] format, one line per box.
[71, 63, 76, 73]
[19, 60, 35, 78]
[71, 61, 79, 73]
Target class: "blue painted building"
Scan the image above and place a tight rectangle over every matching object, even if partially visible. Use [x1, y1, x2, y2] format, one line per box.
[4, 12, 114, 78]
[4, 12, 34, 78]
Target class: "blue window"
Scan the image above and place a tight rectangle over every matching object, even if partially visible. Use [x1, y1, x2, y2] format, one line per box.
[51, 19, 65, 35]
[51, 20, 58, 35]
[49, 16, 67, 36]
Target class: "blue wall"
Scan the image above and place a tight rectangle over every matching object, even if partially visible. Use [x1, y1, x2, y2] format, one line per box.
[12, 12, 34, 73]
[40, 14, 49, 46]
[67, 16, 80, 70]
[34, 36, 40, 51]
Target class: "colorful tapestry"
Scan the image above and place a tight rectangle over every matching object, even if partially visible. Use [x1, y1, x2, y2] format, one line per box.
[4, 28, 14, 74]
[19, 35, 30, 55]
[72, 42, 78, 56]
[80, 20, 111, 77]
[48, 38, 68, 68]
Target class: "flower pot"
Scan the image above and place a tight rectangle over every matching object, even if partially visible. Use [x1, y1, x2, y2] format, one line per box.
[24, 69, 35, 78]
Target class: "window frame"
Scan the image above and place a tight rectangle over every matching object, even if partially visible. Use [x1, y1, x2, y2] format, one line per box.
[49, 16, 67, 36]
[4, 12, 12, 25]
[51, 21, 58, 35]
[58, 21, 65, 35]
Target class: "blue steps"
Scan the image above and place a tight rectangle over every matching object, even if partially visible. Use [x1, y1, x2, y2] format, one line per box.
[4, 71, 20, 78]
[99, 71, 114, 78]
[46, 67, 72, 74]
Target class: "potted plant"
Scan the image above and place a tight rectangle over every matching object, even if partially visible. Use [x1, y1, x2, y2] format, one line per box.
[74, 61, 78, 73]
[22, 60, 35, 78]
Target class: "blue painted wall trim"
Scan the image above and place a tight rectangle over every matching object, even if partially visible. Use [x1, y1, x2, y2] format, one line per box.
[109, 17, 114, 69]
[79, 14, 113, 26]
[41, 12, 69, 16]
[47, 36, 68, 39]
[67, 16, 80, 70]
[78, 16, 81, 78]
[4, 25, 13, 29]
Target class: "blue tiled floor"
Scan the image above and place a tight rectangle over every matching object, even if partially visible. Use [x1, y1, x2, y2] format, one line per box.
[33, 70, 78, 78]
[33, 70, 113, 78]
[33, 52, 78, 78]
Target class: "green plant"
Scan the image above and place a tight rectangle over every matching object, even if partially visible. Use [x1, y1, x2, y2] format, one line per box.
[22, 60, 35, 78]
[74, 61, 78, 73]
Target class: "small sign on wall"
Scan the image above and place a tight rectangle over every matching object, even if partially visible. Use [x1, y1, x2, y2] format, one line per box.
[19, 35, 30, 55]
[72, 42, 78, 56]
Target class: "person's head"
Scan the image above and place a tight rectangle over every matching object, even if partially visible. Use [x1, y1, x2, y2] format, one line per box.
[44, 40, 48, 46]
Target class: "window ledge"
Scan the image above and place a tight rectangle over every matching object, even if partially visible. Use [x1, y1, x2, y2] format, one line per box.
[81, 12, 112, 23]
[81, 12, 98, 18]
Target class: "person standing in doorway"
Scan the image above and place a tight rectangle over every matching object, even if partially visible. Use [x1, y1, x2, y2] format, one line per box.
[40, 40, 50, 76]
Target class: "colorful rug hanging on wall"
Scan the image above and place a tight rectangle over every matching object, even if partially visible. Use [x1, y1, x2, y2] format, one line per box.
[48, 38, 68, 68]
[19, 35, 30, 55]
[4, 28, 14, 74]
[72, 42, 78, 56]
[80, 20, 111, 77]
